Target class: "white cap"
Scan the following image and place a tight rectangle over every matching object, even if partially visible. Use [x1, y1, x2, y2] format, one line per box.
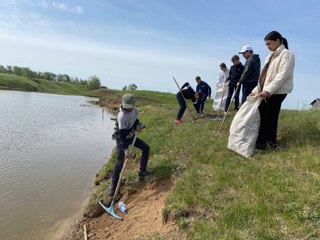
[239, 45, 253, 54]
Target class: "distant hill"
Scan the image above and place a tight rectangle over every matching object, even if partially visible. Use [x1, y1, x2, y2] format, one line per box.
[0, 73, 91, 96]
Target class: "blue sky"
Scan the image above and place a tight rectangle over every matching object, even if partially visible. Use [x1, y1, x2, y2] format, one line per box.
[0, 0, 319, 109]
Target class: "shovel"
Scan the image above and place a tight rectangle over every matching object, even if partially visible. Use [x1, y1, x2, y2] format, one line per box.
[99, 133, 139, 220]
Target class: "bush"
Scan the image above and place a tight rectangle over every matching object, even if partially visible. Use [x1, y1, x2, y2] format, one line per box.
[87, 75, 101, 90]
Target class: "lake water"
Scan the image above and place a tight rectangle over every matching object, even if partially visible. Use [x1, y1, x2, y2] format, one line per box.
[0, 90, 115, 240]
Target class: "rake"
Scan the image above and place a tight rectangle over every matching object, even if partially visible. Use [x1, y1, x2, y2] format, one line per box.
[216, 85, 239, 135]
[173, 77, 197, 122]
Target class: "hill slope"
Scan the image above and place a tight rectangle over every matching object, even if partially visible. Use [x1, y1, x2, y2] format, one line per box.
[0, 73, 90, 95]
[66, 89, 320, 239]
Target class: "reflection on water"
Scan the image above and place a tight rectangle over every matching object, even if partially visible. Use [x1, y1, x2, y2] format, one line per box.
[0, 90, 115, 240]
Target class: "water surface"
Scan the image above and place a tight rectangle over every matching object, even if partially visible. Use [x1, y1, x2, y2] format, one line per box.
[0, 90, 115, 240]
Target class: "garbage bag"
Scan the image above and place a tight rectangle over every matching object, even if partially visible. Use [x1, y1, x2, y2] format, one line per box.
[228, 96, 262, 158]
[213, 83, 228, 111]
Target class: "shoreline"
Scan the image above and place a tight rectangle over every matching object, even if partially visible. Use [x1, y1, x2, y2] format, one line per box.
[53, 103, 116, 240]
[51, 172, 104, 240]
[46, 100, 115, 240]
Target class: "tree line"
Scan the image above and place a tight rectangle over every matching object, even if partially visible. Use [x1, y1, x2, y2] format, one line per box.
[0, 65, 140, 91]
[0, 65, 102, 90]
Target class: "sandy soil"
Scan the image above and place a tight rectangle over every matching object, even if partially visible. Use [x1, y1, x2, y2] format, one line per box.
[62, 178, 185, 240]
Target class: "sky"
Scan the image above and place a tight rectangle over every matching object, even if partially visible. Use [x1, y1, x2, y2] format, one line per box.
[0, 0, 319, 109]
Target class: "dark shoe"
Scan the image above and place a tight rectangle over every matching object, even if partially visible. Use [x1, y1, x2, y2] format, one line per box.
[138, 170, 152, 181]
[268, 141, 280, 151]
[256, 143, 266, 151]
[107, 182, 116, 197]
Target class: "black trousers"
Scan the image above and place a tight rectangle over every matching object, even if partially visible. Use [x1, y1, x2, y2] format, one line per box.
[257, 94, 287, 148]
[225, 82, 240, 111]
[176, 92, 198, 120]
[111, 136, 150, 185]
[241, 82, 257, 104]
[198, 95, 208, 113]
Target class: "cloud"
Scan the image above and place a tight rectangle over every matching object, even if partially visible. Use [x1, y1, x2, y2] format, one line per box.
[52, 1, 84, 14]
[26, 1, 84, 14]
[26, 0, 49, 8]
[0, 28, 219, 94]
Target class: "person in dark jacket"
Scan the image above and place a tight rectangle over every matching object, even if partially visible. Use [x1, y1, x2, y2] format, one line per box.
[108, 94, 151, 196]
[224, 55, 244, 113]
[175, 82, 199, 123]
[238, 45, 261, 103]
[195, 76, 211, 116]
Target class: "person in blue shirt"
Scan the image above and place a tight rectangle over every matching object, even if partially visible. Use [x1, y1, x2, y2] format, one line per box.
[195, 76, 211, 116]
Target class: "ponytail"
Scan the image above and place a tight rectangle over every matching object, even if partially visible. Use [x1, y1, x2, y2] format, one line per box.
[264, 31, 289, 49]
[282, 38, 289, 49]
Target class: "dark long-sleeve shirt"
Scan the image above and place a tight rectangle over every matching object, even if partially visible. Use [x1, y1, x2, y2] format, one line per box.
[196, 81, 211, 98]
[226, 63, 244, 84]
[180, 82, 197, 102]
[239, 54, 261, 84]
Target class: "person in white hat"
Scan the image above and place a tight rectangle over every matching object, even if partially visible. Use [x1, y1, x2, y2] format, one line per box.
[238, 45, 261, 104]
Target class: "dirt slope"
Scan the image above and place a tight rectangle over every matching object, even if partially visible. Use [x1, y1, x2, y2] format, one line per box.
[63, 179, 185, 240]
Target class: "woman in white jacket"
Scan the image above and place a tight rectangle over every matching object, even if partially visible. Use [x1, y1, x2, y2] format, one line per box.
[251, 31, 295, 150]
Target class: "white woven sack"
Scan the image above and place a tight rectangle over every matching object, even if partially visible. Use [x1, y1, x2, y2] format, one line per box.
[228, 96, 263, 158]
[212, 84, 228, 111]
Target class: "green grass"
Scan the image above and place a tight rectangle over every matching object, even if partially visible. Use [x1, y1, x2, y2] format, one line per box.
[86, 89, 320, 239]
[4, 73, 318, 238]
[0, 73, 91, 95]
[0, 73, 39, 91]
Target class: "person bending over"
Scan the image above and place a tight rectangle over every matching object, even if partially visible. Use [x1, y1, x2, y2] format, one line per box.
[175, 82, 199, 123]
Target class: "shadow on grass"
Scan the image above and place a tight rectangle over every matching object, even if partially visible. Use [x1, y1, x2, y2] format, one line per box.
[152, 163, 178, 181]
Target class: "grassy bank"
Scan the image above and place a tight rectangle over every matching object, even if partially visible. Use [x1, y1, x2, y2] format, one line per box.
[4, 72, 319, 238]
[87, 89, 320, 239]
[0, 73, 91, 95]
